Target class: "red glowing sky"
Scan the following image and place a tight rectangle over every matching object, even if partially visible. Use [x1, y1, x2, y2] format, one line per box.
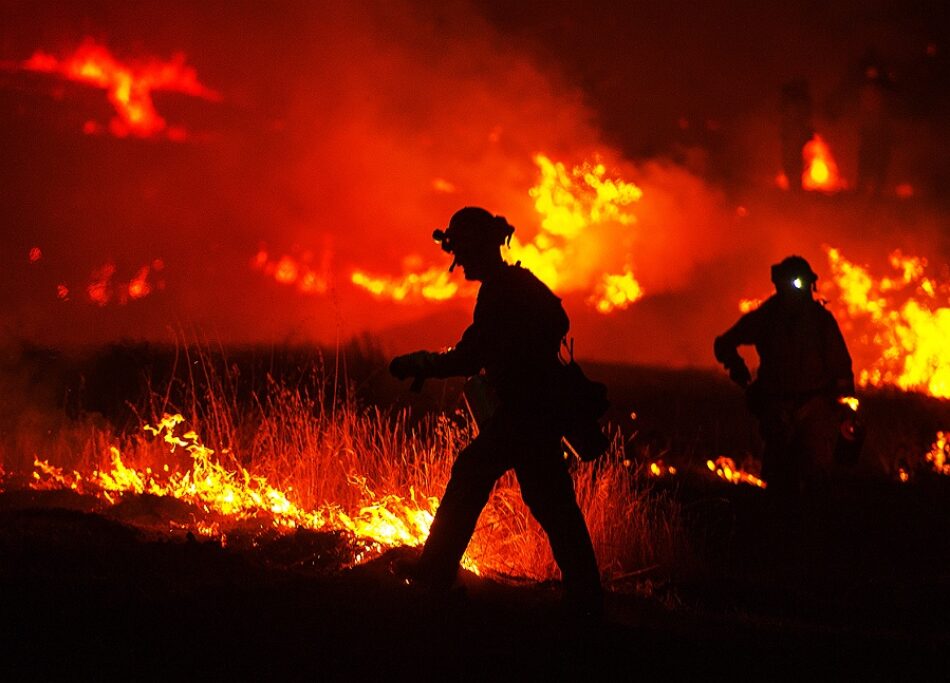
[0, 0, 947, 366]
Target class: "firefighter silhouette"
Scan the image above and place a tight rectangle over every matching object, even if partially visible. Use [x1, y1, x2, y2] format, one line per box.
[389, 207, 602, 617]
[714, 256, 855, 499]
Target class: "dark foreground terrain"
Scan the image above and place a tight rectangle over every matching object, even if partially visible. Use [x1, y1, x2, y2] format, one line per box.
[2, 478, 949, 681]
[2, 346, 949, 679]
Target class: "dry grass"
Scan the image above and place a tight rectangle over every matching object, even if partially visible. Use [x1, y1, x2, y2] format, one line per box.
[1, 346, 687, 586]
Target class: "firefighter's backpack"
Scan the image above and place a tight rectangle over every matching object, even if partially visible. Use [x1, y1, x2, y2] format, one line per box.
[558, 340, 610, 462]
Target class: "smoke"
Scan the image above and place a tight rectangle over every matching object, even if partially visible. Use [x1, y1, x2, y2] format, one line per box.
[0, 0, 947, 369]
[0, 1, 608, 344]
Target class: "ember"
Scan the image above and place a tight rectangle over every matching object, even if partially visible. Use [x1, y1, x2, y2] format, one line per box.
[82, 261, 163, 306]
[648, 460, 677, 477]
[707, 456, 767, 488]
[925, 431, 949, 476]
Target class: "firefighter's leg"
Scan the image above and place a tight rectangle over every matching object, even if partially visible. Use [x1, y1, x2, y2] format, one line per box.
[416, 435, 507, 589]
[796, 397, 839, 493]
[759, 403, 803, 570]
[759, 403, 799, 501]
[516, 451, 602, 615]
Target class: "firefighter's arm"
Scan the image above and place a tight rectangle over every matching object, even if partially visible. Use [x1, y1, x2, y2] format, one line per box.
[713, 315, 755, 388]
[389, 325, 483, 384]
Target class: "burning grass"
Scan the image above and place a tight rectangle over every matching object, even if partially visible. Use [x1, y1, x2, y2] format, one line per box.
[1, 345, 686, 587]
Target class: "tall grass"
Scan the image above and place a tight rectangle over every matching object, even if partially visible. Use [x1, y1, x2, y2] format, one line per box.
[2, 343, 688, 586]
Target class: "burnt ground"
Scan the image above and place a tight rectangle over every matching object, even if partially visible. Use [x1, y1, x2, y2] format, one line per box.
[2, 480, 949, 682]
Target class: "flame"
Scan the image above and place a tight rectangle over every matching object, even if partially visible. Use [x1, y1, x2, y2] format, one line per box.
[29, 247, 42, 263]
[738, 297, 764, 313]
[926, 431, 949, 476]
[527, 154, 641, 238]
[510, 154, 643, 299]
[87, 263, 117, 306]
[20, 403, 685, 583]
[588, 269, 644, 314]
[737, 248, 949, 399]
[838, 396, 860, 412]
[84, 261, 163, 306]
[21, 38, 219, 139]
[252, 249, 330, 295]
[29, 414, 442, 555]
[127, 266, 152, 300]
[346, 154, 645, 312]
[802, 134, 846, 193]
[706, 456, 767, 488]
[351, 266, 461, 302]
[648, 460, 677, 477]
[824, 246, 950, 398]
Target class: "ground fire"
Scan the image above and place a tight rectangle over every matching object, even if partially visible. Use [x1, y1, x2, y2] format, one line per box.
[15, 404, 678, 582]
[706, 456, 766, 488]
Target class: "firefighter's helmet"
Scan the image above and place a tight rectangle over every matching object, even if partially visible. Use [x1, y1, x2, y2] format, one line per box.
[432, 207, 514, 256]
[770, 255, 818, 292]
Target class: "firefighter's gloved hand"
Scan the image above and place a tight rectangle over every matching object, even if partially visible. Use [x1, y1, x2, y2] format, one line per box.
[728, 364, 752, 388]
[389, 351, 431, 380]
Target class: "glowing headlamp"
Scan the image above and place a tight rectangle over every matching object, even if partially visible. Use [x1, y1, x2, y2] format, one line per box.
[792, 277, 803, 289]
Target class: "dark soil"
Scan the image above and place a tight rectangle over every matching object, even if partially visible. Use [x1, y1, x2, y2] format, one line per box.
[2, 485, 948, 681]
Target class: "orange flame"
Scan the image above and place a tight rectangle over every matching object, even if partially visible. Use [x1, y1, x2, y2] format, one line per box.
[838, 395, 860, 412]
[252, 249, 330, 295]
[346, 154, 645, 312]
[737, 248, 949, 399]
[707, 456, 766, 488]
[824, 246, 950, 398]
[926, 431, 949, 476]
[511, 154, 643, 302]
[738, 297, 764, 313]
[84, 261, 163, 306]
[648, 460, 677, 477]
[351, 266, 461, 302]
[588, 268, 644, 313]
[22, 38, 219, 138]
[30, 414, 444, 557]
[802, 134, 846, 193]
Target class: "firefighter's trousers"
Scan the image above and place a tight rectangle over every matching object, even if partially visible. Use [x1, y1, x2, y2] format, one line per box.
[418, 410, 601, 603]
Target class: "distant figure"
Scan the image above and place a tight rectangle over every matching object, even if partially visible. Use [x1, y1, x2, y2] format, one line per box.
[779, 79, 814, 191]
[389, 207, 602, 617]
[714, 256, 855, 499]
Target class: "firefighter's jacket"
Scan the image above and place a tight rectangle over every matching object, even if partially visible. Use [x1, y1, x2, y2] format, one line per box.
[714, 294, 855, 399]
[421, 263, 567, 412]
